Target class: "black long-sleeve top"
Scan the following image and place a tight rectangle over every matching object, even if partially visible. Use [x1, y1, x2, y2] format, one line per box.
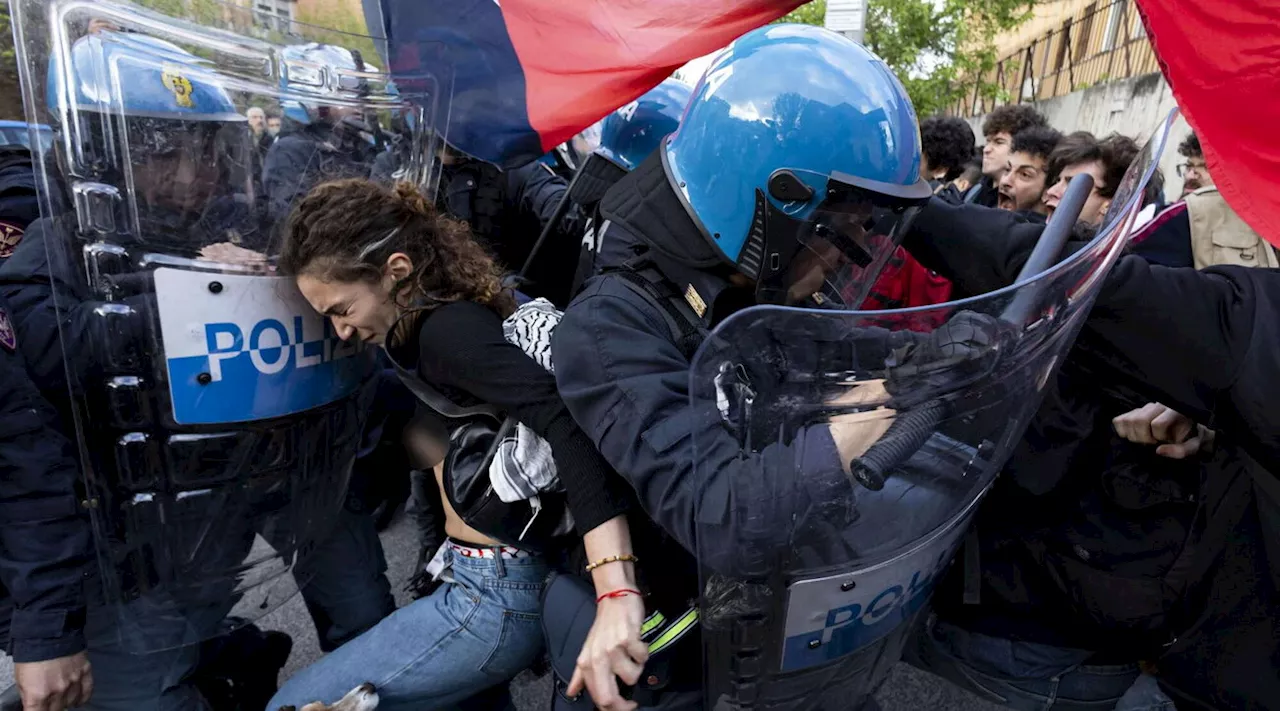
[407, 299, 633, 535]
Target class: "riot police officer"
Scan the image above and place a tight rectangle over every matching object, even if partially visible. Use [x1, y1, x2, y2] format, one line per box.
[0, 24, 392, 709]
[0, 293, 94, 711]
[550, 26, 933, 709]
[569, 78, 693, 294]
[264, 43, 382, 223]
[0, 145, 39, 267]
[436, 145, 585, 302]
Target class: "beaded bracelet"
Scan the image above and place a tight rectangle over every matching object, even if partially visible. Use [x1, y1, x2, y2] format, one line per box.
[585, 553, 640, 572]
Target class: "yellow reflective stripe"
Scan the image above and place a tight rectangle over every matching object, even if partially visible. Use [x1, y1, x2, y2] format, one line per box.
[648, 608, 699, 654]
[640, 611, 666, 638]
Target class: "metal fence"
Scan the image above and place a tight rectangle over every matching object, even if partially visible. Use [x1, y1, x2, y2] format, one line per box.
[951, 0, 1159, 117]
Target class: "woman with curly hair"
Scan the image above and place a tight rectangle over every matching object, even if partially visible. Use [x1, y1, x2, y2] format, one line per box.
[268, 179, 646, 711]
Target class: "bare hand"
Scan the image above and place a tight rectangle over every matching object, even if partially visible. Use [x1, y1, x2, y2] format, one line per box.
[567, 594, 648, 711]
[828, 379, 896, 468]
[199, 242, 269, 268]
[15, 652, 93, 711]
[1113, 402, 1212, 459]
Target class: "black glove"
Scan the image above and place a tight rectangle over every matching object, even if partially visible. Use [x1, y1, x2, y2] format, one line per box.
[881, 310, 1006, 409]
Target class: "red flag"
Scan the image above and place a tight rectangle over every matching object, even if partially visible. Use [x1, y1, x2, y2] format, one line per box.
[1135, 0, 1280, 246]
[387, 0, 801, 167]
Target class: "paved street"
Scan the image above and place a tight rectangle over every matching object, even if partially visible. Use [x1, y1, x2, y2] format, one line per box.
[0, 512, 1003, 710]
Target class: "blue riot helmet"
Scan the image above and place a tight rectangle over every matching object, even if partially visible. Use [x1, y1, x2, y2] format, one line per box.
[48, 31, 249, 241]
[664, 25, 932, 306]
[596, 78, 692, 171]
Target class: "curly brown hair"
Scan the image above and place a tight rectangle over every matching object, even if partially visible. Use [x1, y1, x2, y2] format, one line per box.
[280, 179, 516, 326]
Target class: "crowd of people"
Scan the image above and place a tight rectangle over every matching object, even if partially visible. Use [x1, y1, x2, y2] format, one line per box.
[920, 103, 1274, 268]
[0, 15, 1277, 711]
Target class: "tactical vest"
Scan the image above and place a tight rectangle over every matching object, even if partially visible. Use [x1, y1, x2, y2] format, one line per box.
[443, 161, 507, 244]
[1185, 187, 1278, 270]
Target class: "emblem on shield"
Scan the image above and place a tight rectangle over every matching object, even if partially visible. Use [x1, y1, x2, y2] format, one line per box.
[161, 67, 194, 108]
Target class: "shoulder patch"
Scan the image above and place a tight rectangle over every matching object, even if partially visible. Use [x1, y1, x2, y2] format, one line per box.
[0, 306, 16, 352]
[0, 220, 24, 259]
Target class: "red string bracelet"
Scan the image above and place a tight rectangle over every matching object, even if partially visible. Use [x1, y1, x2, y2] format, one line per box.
[597, 588, 642, 603]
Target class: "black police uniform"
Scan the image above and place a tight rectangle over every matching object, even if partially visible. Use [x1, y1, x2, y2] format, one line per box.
[439, 158, 584, 305]
[552, 154, 889, 707]
[0, 146, 40, 266]
[262, 121, 378, 223]
[902, 197, 1280, 711]
[0, 294, 93, 665]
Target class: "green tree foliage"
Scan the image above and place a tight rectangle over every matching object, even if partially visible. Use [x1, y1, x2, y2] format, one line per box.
[773, 0, 827, 26]
[771, 0, 1034, 117]
[867, 0, 1033, 117]
[295, 1, 380, 68]
[0, 3, 24, 120]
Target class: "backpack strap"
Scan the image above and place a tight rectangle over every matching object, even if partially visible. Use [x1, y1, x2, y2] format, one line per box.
[385, 349, 504, 422]
[606, 259, 708, 361]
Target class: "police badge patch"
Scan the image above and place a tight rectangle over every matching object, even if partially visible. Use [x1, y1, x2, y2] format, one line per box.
[0, 220, 24, 259]
[0, 306, 16, 352]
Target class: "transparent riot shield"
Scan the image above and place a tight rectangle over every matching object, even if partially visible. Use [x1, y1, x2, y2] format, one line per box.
[10, 0, 450, 651]
[688, 110, 1177, 710]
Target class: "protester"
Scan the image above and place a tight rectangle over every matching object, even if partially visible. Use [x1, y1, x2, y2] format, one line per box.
[1043, 132, 1139, 226]
[919, 116, 976, 189]
[1175, 132, 1211, 198]
[268, 178, 649, 711]
[1129, 132, 1277, 270]
[899, 191, 1280, 710]
[996, 125, 1062, 218]
[266, 111, 282, 139]
[949, 158, 984, 195]
[246, 106, 266, 139]
[943, 104, 1048, 207]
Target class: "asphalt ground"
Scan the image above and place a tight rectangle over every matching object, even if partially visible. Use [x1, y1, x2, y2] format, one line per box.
[0, 512, 1004, 711]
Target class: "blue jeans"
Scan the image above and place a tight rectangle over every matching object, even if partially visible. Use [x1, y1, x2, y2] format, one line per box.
[80, 509, 394, 711]
[905, 615, 1172, 711]
[270, 544, 548, 711]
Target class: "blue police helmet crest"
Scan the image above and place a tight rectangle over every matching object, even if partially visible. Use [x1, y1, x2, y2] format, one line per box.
[597, 78, 693, 171]
[664, 24, 930, 268]
[49, 32, 243, 123]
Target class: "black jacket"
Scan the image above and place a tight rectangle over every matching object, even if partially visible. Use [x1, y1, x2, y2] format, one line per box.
[439, 160, 584, 306]
[553, 155, 860, 576]
[0, 294, 92, 663]
[262, 122, 377, 223]
[0, 146, 39, 266]
[904, 197, 1280, 710]
[937, 175, 1000, 208]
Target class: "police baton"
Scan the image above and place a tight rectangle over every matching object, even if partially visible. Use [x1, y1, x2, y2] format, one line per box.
[517, 151, 626, 281]
[850, 173, 1096, 491]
